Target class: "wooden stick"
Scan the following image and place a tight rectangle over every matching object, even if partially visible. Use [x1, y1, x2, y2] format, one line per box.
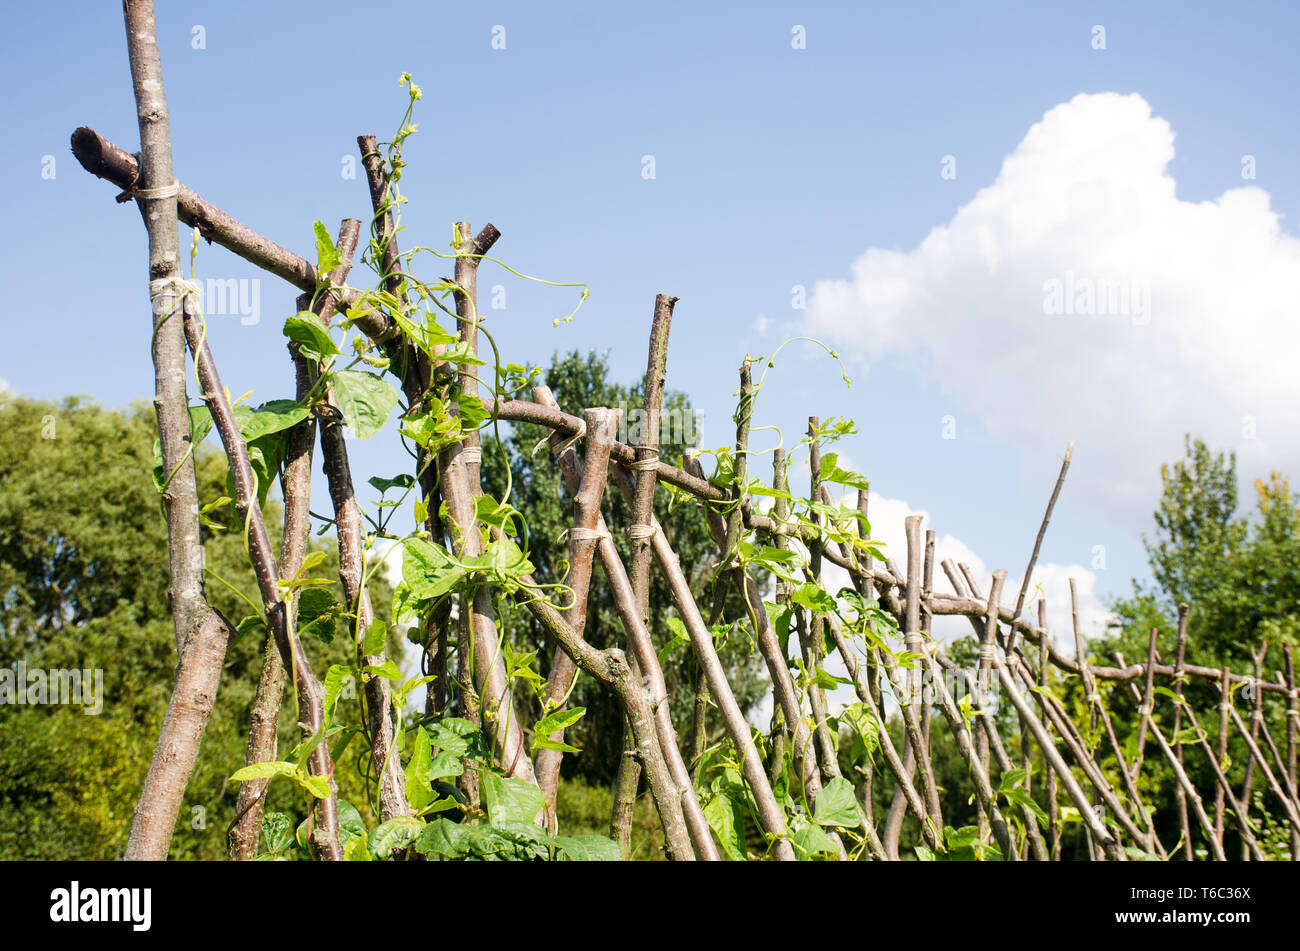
[975, 569, 1006, 845]
[531, 392, 721, 860]
[519, 597, 695, 860]
[1070, 585, 1162, 854]
[924, 650, 1017, 859]
[991, 654, 1125, 860]
[1285, 644, 1298, 858]
[683, 446, 833, 835]
[180, 293, 343, 859]
[535, 409, 619, 829]
[306, 222, 410, 823]
[228, 217, 360, 858]
[828, 619, 939, 855]
[612, 294, 679, 856]
[119, 0, 238, 863]
[1132, 627, 1160, 779]
[1171, 603, 1193, 860]
[1036, 598, 1060, 860]
[1113, 673, 1224, 860]
[1236, 641, 1268, 857]
[1005, 442, 1073, 656]
[931, 649, 1048, 859]
[903, 516, 943, 827]
[1216, 681, 1300, 835]
[803, 420, 840, 789]
[1171, 679, 1266, 860]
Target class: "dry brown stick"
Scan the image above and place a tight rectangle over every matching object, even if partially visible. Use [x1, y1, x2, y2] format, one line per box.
[612, 294, 678, 857]
[301, 220, 410, 823]
[982, 612, 1149, 855]
[938, 562, 1048, 860]
[1176, 683, 1265, 860]
[120, 0, 237, 862]
[516, 594, 694, 860]
[854, 488, 878, 829]
[1002, 455, 1048, 848]
[607, 450, 797, 855]
[924, 650, 1016, 859]
[529, 395, 716, 858]
[437, 438, 536, 785]
[1256, 715, 1298, 804]
[450, 220, 500, 488]
[1004, 442, 1073, 656]
[880, 659, 942, 855]
[1171, 603, 1193, 860]
[604, 460, 795, 860]
[803, 420, 840, 790]
[1235, 641, 1268, 858]
[974, 569, 1007, 846]
[791, 602, 886, 858]
[882, 723, 916, 857]
[991, 654, 1125, 860]
[354, 135, 451, 720]
[227, 242, 341, 858]
[1012, 649, 1155, 853]
[410, 217, 533, 788]
[1206, 670, 1227, 847]
[534, 410, 613, 827]
[1285, 644, 1299, 858]
[901, 516, 942, 829]
[1068, 591, 1163, 857]
[828, 618, 939, 855]
[1111, 673, 1225, 860]
[889, 527, 941, 852]
[809, 482, 886, 832]
[1037, 599, 1060, 860]
[229, 638, 288, 859]
[1132, 627, 1160, 780]
[764, 447, 795, 780]
[930, 650, 1048, 860]
[179, 292, 343, 859]
[1215, 681, 1300, 835]
[684, 445, 829, 814]
[917, 529, 939, 844]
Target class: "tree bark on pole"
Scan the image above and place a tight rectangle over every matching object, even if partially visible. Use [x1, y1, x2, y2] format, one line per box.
[1285, 644, 1298, 859]
[179, 294, 344, 860]
[1171, 603, 1193, 860]
[120, 0, 235, 862]
[612, 294, 675, 857]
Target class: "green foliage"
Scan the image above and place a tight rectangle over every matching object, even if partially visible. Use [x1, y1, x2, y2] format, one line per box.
[240, 717, 621, 862]
[1102, 435, 1300, 858]
[0, 394, 396, 858]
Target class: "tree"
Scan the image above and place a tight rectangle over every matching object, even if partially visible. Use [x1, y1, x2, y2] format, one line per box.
[0, 394, 397, 858]
[1103, 435, 1299, 857]
[1110, 435, 1300, 669]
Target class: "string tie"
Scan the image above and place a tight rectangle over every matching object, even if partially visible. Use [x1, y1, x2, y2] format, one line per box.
[131, 179, 180, 200]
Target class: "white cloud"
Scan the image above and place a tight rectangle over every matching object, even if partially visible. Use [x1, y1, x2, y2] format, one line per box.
[806, 92, 1300, 518]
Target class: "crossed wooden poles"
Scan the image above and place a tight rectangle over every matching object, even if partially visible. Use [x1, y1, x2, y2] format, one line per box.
[78, 49, 1299, 860]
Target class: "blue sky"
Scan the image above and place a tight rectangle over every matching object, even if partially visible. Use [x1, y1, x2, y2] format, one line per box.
[4, 1, 1298, 636]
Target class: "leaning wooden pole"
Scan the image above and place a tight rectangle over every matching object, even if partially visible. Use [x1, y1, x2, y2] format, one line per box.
[120, 0, 236, 862]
